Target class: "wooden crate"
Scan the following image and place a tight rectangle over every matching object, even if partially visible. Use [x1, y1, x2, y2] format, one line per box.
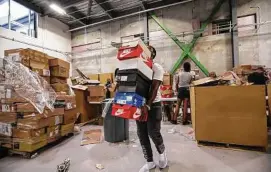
[190, 85, 268, 150]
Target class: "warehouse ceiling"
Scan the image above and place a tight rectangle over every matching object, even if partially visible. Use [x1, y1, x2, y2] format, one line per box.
[13, 0, 186, 29]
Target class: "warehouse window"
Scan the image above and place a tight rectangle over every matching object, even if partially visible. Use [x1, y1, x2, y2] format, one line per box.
[212, 19, 232, 35]
[237, 14, 257, 33]
[0, 0, 37, 38]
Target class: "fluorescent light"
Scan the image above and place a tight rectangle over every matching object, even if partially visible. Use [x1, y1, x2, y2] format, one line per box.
[50, 4, 66, 15]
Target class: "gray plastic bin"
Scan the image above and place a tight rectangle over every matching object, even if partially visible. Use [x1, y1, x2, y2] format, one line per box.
[103, 101, 129, 143]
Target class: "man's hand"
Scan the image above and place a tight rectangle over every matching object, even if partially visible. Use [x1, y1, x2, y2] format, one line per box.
[139, 105, 149, 121]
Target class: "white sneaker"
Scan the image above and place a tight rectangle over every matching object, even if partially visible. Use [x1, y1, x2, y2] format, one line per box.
[158, 151, 168, 169]
[139, 162, 156, 172]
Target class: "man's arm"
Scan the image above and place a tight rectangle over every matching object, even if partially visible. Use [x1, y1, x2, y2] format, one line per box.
[147, 80, 162, 107]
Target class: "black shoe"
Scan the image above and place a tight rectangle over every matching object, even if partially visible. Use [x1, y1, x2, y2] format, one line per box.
[170, 120, 177, 125]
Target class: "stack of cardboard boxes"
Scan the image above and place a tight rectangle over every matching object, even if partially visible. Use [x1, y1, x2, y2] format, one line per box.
[111, 39, 153, 121]
[161, 73, 173, 98]
[0, 48, 77, 153]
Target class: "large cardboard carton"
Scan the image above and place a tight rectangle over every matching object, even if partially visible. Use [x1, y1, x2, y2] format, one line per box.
[88, 74, 99, 80]
[0, 122, 13, 136]
[43, 108, 64, 118]
[88, 85, 105, 97]
[51, 77, 67, 84]
[47, 125, 60, 138]
[87, 96, 104, 103]
[12, 128, 46, 139]
[17, 117, 49, 129]
[32, 68, 50, 77]
[56, 95, 76, 110]
[51, 83, 70, 93]
[190, 85, 268, 148]
[63, 108, 78, 124]
[47, 115, 63, 127]
[12, 135, 47, 152]
[72, 85, 98, 122]
[16, 103, 38, 113]
[49, 58, 70, 69]
[99, 73, 113, 84]
[50, 66, 69, 78]
[0, 112, 17, 123]
[0, 103, 17, 113]
[61, 123, 74, 136]
[4, 49, 31, 67]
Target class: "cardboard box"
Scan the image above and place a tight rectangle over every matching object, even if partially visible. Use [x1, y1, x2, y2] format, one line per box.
[99, 73, 113, 84]
[72, 85, 96, 123]
[43, 108, 64, 118]
[51, 83, 70, 93]
[87, 96, 104, 103]
[163, 73, 172, 86]
[4, 49, 31, 67]
[32, 68, 50, 77]
[61, 123, 74, 136]
[12, 128, 46, 139]
[0, 122, 13, 136]
[88, 85, 105, 97]
[12, 135, 47, 152]
[191, 85, 268, 148]
[88, 74, 99, 80]
[51, 77, 67, 84]
[63, 108, 79, 125]
[16, 103, 37, 113]
[41, 76, 50, 84]
[29, 49, 48, 64]
[112, 104, 147, 121]
[17, 117, 49, 129]
[47, 115, 63, 127]
[50, 66, 69, 78]
[49, 58, 70, 69]
[0, 112, 17, 123]
[160, 85, 173, 98]
[47, 125, 60, 138]
[0, 104, 17, 113]
[56, 95, 76, 110]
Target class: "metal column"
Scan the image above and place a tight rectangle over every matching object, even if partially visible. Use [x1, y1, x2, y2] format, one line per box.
[143, 13, 149, 45]
[230, 0, 239, 67]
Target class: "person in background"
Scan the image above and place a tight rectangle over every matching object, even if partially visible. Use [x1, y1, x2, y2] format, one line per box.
[172, 62, 192, 125]
[137, 46, 168, 172]
[105, 78, 112, 99]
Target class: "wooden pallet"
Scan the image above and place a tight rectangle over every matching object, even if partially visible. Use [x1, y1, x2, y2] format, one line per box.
[8, 133, 74, 159]
[197, 141, 267, 152]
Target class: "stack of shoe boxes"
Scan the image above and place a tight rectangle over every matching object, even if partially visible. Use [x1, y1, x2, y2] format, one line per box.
[112, 39, 153, 121]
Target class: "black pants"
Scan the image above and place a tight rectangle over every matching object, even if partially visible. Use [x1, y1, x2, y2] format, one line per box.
[136, 102, 165, 162]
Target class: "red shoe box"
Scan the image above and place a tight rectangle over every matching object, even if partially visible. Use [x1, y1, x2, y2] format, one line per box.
[160, 85, 173, 98]
[112, 104, 148, 121]
[117, 39, 153, 68]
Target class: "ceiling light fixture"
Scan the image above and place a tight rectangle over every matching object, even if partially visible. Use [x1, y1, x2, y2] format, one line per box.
[50, 4, 66, 15]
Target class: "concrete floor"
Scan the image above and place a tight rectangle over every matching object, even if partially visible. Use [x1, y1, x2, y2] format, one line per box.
[0, 121, 271, 172]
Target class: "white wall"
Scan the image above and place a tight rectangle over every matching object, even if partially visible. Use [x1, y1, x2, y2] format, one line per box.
[71, 0, 271, 76]
[0, 15, 71, 60]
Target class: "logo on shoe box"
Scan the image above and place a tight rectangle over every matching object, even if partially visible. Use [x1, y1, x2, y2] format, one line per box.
[119, 49, 132, 58]
[115, 109, 124, 116]
[132, 108, 141, 119]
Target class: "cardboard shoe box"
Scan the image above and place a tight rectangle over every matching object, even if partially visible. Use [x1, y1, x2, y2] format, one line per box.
[47, 125, 60, 138]
[13, 128, 46, 139]
[0, 112, 17, 123]
[16, 103, 38, 113]
[49, 58, 70, 69]
[43, 108, 64, 118]
[0, 103, 17, 113]
[61, 123, 74, 136]
[56, 95, 76, 110]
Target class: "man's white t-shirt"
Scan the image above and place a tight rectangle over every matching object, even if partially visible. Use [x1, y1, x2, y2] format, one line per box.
[152, 63, 164, 103]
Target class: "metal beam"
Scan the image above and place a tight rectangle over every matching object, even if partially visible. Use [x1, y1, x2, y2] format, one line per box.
[230, 0, 239, 67]
[93, 0, 114, 19]
[66, 7, 88, 26]
[12, 0, 43, 14]
[151, 0, 226, 75]
[63, 0, 87, 9]
[143, 13, 149, 45]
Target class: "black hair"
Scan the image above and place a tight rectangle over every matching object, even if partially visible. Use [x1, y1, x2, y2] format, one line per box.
[148, 46, 156, 59]
[114, 68, 119, 77]
[183, 62, 191, 72]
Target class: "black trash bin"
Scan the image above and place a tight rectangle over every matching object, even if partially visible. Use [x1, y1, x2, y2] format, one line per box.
[103, 100, 129, 143]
